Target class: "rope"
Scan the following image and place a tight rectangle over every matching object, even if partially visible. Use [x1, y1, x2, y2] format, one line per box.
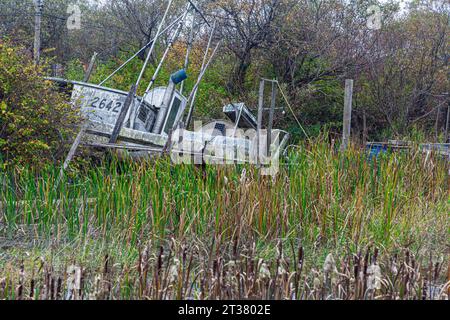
[276, 81, 311, 142]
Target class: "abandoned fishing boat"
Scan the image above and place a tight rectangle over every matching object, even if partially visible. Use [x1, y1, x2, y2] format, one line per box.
[48, 0, 290, 169]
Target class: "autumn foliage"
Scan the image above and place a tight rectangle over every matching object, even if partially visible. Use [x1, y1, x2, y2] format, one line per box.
[0, 40, 79, 168]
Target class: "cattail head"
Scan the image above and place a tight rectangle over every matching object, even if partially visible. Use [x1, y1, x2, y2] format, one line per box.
[313, 277, 321, 290]
[367, 264, 382, 291]
[240, 168, 247, 184]
[323, 254, 336, 275]
[259, 261, 271, 280]
[168, 259, 180, 283]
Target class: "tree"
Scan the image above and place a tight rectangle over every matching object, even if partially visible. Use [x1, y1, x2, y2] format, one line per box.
[210, 0, 283, 93]
[357, 0, 449, 137]
[104, 0, 187, 62]
[0, 40, 79, 167]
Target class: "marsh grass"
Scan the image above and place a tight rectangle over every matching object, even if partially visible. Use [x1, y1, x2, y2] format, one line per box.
[0, 139, 448, 300]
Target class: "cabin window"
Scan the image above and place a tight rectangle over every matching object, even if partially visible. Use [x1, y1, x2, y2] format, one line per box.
[163, 97, 182, 134]
[137, 104, 157, 132]
[214, 123, 226, 136]
[138, 105, 149, 122]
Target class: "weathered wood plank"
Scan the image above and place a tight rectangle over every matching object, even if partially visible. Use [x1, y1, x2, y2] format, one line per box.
[109, 85, 137, 144]
[341, 79, 354, 151]
[83, 52, 98, 82]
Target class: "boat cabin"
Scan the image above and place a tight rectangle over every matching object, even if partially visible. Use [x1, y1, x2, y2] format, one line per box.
[49, 78, 186, 137]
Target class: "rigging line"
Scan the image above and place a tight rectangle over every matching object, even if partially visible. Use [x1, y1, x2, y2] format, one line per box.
[180, 12, 196, 96]
[134, 0, 173, 89]
[276, 81, 311, 142]
[99, 10, 187, 86]
[173, 40, 222, 130]
[133, 12, 188, 125]
[184, 20, 217, 127]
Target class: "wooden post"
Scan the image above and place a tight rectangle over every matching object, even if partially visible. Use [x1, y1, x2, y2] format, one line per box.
[52, 64, 63, 77]
[256, 80, 265, 165]
[341, 79, 354, 151]
[56, 63, 119, 188]
[435, 105, 441, 142]
[267, 81, 277, 157]
[58, 124, 87, 175]
[363, 109, 368, 145]
[33, 0, 43, 65]
[109, 85, 137, 144]
[83, 52, 98, 82]
[162, 129, 174, 156]
[445, 100, 450, 143]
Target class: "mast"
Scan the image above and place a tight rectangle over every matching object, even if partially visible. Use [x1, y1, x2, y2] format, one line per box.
[180, 13, 196, 96]
[134, 0, 174, 90]
[184, 21, 217, 128]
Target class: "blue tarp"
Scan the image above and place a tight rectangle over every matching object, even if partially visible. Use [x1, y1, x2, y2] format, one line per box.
[366, 143, 388, 160]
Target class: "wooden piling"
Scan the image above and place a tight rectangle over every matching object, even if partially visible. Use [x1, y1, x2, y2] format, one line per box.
[341, 79, 354, 151]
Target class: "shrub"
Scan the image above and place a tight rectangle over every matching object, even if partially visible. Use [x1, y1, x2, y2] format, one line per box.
[0, 40, 79, 168]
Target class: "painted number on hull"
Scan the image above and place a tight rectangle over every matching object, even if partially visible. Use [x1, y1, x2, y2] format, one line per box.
[89, 97, 122, 114]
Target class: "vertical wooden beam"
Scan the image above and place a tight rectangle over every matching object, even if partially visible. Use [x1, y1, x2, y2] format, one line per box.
[60, 124, 87, 171]
[341, 79, 354, 151]
[256, 80, 265, 165]
[109, 85, 137, 143]
[435, 105, 440, 142]
[445, 100, 450, 143]
[52, 64, 63, 77]
[83, 52, 98, 82]
[33, 0, 43, 65]
[267, 81, 277, 157]
[55, 124, 87, 189]
[363, 108, 368, 145]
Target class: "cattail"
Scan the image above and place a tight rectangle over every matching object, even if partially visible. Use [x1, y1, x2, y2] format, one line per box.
[259, 261, 270, 280]
[278, 264, 287, 276]
[240, 168, 247, 184]
[17, 261, 24, 300]
[30, 278, 35, 300]
[391, 260, 398, 275]
[168, 259, 180, 283]
[323, 254, 336, 275]
[313, 277, 321, 290]
[367, 264, 382, 291]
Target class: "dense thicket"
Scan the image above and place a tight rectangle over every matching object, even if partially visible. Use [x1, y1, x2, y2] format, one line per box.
[0, 40, 78, 167]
